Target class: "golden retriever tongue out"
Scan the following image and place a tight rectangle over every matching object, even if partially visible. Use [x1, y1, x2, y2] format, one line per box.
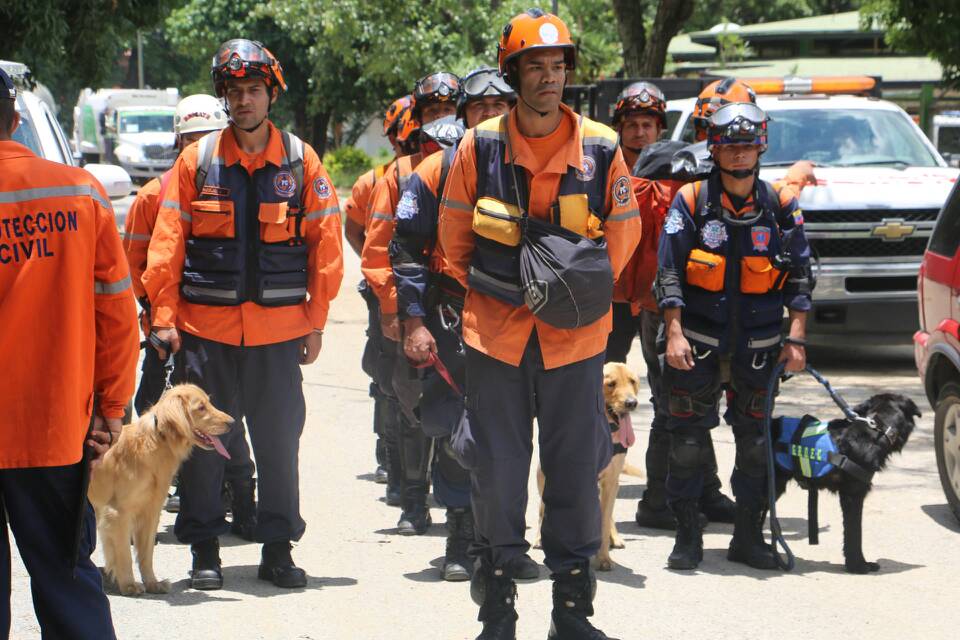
[199, 432, 231, 459]
[617, 413, 636, 448]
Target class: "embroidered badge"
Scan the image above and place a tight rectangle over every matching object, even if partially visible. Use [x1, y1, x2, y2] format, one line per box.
[701, 219, 728, 249]
[274, 171, 297, 198]
[313, 177, 331, 199]
[396, 191, 418, 220]
[751, 226, 772, 252]
[200, 185, 230, 198]
[576, 155, 596, 181]
[612, 176, 631, 207]
[664, 208, 684, 234]
[792, 208, 804, 225]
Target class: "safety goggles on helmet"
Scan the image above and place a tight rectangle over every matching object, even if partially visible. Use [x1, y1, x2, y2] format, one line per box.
[693, 78, 756, 131]
[462, 68, 514, 100]
[211, 39, 287, 98]
[706, 102, 769, 150]
[613, 81, 666, 127]
[414, 72, 460, 105]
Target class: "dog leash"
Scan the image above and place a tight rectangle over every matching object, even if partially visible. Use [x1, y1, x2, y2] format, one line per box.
[412, 351, 462, 395]
[148, 331, 176, 391]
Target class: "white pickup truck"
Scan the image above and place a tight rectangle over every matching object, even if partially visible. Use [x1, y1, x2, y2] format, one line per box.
[666, 91, 959, 343]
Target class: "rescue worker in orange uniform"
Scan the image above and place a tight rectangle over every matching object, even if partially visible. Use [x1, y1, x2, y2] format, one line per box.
[361, 71, 460, 536]
[124, 93, 259, 538]
[389, 67, 518, 582]
[346, 95, 411, 499]
[620, 78, 817, 532]
[143, 39, 343, 590]
[439, 11, 640, 639]
[0, 66, 138, 638]
[607, 81, 737, 531]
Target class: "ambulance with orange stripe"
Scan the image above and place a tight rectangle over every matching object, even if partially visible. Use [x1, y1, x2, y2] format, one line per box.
[667, 76, 959, 343]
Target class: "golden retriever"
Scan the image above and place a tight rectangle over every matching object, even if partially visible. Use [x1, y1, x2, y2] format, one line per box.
[88, 384, 233, 596]
[536, 362, 641, 571]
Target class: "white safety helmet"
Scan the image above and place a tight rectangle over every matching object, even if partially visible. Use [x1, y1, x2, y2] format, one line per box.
[174, 94, 228, 136]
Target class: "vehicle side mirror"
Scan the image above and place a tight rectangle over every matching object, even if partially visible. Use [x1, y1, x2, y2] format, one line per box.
[83, 163, 133, 200]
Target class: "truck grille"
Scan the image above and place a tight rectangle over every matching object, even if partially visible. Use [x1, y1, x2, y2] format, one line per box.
[802, 208, 940, 224]
[143, 144, 177, 161]
[803, 208, 937, 259]
[809, 237, 928, 258]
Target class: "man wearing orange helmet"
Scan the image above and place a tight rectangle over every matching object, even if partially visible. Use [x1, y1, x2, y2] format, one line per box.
[346, 95, 412, 502]
[439, 10, 640, 639]
[361, 71, 461, 537]
[144, 39, 343, 590]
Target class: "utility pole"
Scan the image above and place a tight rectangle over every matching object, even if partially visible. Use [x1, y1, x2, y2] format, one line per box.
[552, 0, 559, 14]
[137, 30, 144, 89]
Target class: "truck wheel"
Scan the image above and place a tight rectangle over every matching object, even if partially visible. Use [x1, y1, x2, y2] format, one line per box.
[935, 381, 960, 524]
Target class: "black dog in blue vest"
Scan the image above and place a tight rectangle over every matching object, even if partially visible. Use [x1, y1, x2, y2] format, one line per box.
[772, 393, 920, 573]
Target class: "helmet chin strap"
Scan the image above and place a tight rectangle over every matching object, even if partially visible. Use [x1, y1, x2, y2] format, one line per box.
[519, 94, 550, 118]
[237, 117, 267, 133]
[719, 163, 759, 180]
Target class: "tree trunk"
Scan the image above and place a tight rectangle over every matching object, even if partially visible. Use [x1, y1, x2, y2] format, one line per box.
[640, 0, 695, 77]
[611, 0, 647, 77]
[311, 111, 331, 158]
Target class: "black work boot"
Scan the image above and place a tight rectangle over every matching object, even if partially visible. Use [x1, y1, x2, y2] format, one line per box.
[385, 437, 403, 507]
[397, 484, 432, 535]
[548, 562, 619, 640]
[190, 538, 223, 590]
[374, 437, 389, 484]
[727, 501, 778, 570]
[667, 500, 703, 570]
[507, 553, 540, 581]
[443, 508, 475, 582]
[635, 478, 676, 530]
[229, 477, 257, 541]
[258, 541, 308, 588]
[700, 491, 736, 524]
[471, 564, 518, 640]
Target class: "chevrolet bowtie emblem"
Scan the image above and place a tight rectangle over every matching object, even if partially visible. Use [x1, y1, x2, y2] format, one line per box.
[872, 219, 915, 242]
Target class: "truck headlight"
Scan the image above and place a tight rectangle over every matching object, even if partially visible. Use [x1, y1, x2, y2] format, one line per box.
[115, 145, 143, 164]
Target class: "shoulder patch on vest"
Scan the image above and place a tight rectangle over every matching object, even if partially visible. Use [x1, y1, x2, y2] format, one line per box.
[313, 177, 332, 199]
[664, 208, 685, 234]
[274, 171, 297, 198]
[612, 176, 631, 207]
[576, 155, 597, 181]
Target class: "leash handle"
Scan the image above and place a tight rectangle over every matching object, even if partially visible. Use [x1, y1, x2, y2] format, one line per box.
[148, 331, 176, 391]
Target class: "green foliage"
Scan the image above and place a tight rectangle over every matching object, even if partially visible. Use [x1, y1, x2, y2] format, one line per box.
[686, 0, 862, 31]
[324, 145, 373, 190]
[862, 0, 960, 87]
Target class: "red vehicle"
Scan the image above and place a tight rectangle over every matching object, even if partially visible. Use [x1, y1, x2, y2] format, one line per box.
[915, 180, 960, 523]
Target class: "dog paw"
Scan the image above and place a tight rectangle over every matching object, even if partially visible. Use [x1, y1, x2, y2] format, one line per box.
[532, 539, 542, 550]
[845, 560, 880, 574]
[595, 557, 614, 572]
[610, 537, 625, 550]
[118, 581, 145, 597]
[145, 579, 171, 594]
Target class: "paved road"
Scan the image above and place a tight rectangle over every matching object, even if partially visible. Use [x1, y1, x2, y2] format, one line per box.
[9, 248, 959, 639]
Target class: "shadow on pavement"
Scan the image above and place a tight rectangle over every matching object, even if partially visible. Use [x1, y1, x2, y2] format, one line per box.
[161, 567, 357, 604]
[921, 503, 960, 532]
[692, 549, 923, 579]
[594, 562, 647, 589]
[616, 484, 646, 500]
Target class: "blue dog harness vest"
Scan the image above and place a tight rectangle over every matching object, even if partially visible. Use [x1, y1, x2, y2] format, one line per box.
[774, 415, 873, 482]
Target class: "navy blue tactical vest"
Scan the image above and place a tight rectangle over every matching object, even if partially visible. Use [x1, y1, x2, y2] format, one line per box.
[468, 114, 617, 306]
[181, 129, 308, 307]
[679, 174, 789, 352]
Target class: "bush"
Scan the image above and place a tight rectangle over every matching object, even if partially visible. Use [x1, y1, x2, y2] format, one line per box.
[325, 145, 373, 190]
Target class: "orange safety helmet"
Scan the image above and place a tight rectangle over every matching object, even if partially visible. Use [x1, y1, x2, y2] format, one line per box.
[497, 9, 576, 85]
[383, 95, 412, 137]
[395, 105, 420, 145]
[692, 78, 756, 135]
[211, 39, 287, 98]
[612, 81, 667, 128]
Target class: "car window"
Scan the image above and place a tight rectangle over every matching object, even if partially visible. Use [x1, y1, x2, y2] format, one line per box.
[929, 181, 960, 257]
[676, 113, 698, 143]
[118, 111, 174, 134]
[12, 96, 43, 157]
[938, 125, 960, 156]
[42, 109, 67, 164]
[763, 108, 939, 168]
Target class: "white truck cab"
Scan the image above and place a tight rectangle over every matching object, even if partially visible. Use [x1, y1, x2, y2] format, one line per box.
[666, 85, 959, 343]
[933, 112, 960, 168]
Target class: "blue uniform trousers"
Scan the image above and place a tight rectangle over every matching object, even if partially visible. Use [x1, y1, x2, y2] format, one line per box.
[0, 463, 115, 639]
[466, 333, 611, 573]
[173, 331, 306, 544]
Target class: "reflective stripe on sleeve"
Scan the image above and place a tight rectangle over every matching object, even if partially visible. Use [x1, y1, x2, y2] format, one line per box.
[371, 212, 392, 221]
[160, 199, 191, 223]
[94, 275, 132, 295]
[606, 208, 640, 222]
[440, 198, 473, 212]
[0, 184, 112, 212]
[122, 232, 151, 242]
[305, 206, 340, 221]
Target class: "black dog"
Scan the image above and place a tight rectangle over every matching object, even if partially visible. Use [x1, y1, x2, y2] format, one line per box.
[773, 393, 920, 574]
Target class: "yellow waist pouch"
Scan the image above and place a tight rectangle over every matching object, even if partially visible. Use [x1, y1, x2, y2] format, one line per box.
[473, 197, 522, 246]
[558, 193, 605, 240]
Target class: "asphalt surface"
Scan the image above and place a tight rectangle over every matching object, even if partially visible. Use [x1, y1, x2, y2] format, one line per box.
[9, 239, 960, 639]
